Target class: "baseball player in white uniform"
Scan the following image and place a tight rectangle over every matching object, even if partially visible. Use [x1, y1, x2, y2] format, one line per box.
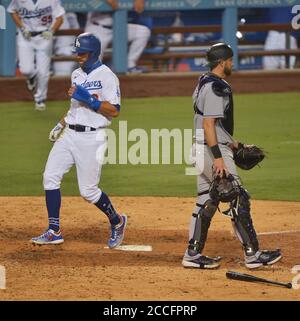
[31, 33, 127, 249]
[85, 0, 151, 73]
[7, 0, 65, 111]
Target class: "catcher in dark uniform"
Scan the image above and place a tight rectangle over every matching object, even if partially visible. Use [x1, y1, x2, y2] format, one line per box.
[182, 43, 282, 269]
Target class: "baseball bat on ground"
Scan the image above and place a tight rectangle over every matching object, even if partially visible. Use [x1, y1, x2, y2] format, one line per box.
[226, 271, 292, 289]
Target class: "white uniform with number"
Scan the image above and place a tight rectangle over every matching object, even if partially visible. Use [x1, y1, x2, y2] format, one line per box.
[85, 12, 151, 69]
[7, 0, 65, 103]
[43, 64, 121, 204]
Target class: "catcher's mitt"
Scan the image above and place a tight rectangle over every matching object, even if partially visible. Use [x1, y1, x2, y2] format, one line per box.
[209, 173, 240, 203]
[233, 143, 265, 170]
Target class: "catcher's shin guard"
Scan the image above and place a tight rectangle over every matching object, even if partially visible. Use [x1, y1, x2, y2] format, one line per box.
[231, 188, 259, 256]
[188, 199, 218, 256]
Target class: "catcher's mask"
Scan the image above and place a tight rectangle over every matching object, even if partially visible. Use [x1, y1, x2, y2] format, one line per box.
[209, 173, 240, 203]
[206, 43, 233, 69]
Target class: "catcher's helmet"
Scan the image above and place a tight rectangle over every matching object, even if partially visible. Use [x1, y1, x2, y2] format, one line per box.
[206, 43, 233, 67]
[73, 32, 101, 56]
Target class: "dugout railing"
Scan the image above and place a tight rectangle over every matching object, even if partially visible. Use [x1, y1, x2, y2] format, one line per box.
[52, 23, 300, 72]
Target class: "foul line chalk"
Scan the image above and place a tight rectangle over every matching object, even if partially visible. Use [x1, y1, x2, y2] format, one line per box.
[257, 230, 300, 236]
[104, 245, 152, 251]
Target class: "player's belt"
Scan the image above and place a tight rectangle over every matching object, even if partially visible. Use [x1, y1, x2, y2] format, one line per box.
[67, 124, 97, 132]
[92, 21, 112, 29]
[31, 31, 44, 37]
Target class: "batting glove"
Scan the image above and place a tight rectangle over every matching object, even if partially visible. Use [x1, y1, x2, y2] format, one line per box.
[72, 85, 102, 112]
[42, 30, 53, 40]
[20, 27, 31, 40]
[49, 122, 64, 142]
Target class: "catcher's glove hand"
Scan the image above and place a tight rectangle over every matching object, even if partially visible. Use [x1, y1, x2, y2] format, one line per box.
[233, 143, 265, 170]
[209, 173, 240, 203]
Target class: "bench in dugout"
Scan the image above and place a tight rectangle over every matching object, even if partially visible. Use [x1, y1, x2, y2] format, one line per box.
[52, 24, 300, 72]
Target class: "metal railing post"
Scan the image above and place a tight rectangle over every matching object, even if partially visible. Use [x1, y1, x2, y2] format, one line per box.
[0, 0, 16, 76]
[222, 7, 238, 70]
[112, 9, 128, 73]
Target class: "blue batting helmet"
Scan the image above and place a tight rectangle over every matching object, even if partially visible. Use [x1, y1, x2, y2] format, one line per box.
[73, 32, 101, 56]
[73, 33, 101, 69]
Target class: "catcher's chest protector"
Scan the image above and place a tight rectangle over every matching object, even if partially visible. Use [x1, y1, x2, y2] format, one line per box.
[194, 73, 234, 136]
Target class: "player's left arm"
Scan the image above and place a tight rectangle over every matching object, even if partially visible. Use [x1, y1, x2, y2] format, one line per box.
[51, 15, 64, 33]
[51, 0, 66, 33]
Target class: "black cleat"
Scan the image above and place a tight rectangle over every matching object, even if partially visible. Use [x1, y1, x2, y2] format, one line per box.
[182, 254, 221, 269]
[245, 249, 282, 269]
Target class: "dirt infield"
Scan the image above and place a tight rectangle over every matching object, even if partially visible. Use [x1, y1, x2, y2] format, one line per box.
[1, 70, 300, 102]
[0, 196, 299, 301]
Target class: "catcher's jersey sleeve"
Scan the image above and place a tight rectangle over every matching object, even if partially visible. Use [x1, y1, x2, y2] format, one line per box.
[202, 83, 224, 118]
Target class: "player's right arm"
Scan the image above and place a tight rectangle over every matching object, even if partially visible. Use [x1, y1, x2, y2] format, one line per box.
[10, 11, 23, 29]
[10, 11, 32, 39]
[202, 83, 228, 177]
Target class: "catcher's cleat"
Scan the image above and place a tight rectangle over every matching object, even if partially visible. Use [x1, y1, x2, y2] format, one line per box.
[108, 214, 127, 249]
[26, 74, 37, 93]
[245, 249, 282, 269]
[182, 254, 221, 269]
[31, 229, 64, 245]
[35, 100, 46, 111]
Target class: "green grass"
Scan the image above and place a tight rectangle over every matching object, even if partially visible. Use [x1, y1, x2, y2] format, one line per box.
[0, 93, 299, 200]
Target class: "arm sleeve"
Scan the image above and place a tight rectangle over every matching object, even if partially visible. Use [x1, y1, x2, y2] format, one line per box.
[7, 0, 18, 13]
[53, 0, 66, 18]
[202, 83, 224, 118]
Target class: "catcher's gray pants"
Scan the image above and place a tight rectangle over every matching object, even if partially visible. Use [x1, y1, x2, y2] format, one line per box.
[185, 143, 259, 257]
[196, 144, 241, 204]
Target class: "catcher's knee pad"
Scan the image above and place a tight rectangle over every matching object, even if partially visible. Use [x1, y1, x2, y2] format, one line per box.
[188, 199, 218, 254]
[231, 188, 259, 255]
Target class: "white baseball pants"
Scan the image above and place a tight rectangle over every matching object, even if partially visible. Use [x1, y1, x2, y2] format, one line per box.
[43, 127, 107, 204]
[17, 33, 53, 102]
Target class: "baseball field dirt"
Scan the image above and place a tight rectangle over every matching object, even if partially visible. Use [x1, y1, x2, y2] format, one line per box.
[0, 196, 299, 301]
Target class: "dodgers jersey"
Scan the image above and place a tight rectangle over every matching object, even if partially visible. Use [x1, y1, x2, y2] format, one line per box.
[7, 0, 65, 32]
[65, 64, 121, 129]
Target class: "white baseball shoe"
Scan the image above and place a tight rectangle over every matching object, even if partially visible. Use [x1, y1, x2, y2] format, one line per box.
[35, 100, 46, 111]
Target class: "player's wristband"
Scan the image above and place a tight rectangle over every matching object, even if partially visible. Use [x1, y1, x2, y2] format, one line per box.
[88, 96, 102, 112]
[210, 144, 222, 159]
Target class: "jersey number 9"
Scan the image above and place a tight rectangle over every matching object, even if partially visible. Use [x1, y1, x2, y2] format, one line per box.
[41, 15, 53, 26]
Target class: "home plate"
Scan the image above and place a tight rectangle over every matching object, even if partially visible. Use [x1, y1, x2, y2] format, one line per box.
[104, 245, 152, 251]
